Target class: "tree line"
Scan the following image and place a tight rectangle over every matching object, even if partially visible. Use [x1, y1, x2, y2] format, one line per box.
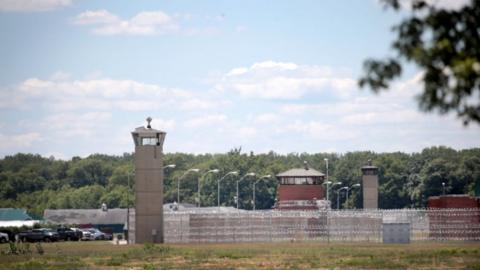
[0, 146, 479, 216]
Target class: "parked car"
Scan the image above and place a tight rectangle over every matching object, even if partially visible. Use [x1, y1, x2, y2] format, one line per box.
[70, 228, 84, 239]
[88, 228, 107, 240]
[17, 228, 59, 242]
[56, 227, 81, 241]
[0, 230, 13, 243]
[80, 229, 94, 241]
[0, 232, 9, 243]
[103, 231, 113, 241]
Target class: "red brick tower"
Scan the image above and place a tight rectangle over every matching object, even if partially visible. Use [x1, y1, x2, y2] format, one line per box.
[275, 161, 327, 210]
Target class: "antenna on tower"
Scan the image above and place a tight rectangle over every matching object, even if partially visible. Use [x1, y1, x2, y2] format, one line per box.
[146, 117, 152, 129]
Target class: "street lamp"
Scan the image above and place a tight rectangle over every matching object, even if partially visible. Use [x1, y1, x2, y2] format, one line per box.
[442, 182, 446, 195]
[177, 168, 200, 204]
[336, 187, 343, 210]
[236, 172, 255, 209]
[218, 171, 238, 207]
[198, 169, 219, 207]
[324, 158, 329, 175]
[253, 175, 271, 210]
[341, 183, 360, 209]
[163, 164, 176, 169]
[330, 182, 342, 209]
[322, 180, 332, 202]
[324, 158, 329, 201]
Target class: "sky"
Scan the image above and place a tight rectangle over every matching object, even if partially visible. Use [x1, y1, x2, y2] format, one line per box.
[0, 0, 478, 159]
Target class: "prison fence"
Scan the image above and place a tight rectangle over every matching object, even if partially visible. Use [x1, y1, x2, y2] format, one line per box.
[162, 208, 480, 243]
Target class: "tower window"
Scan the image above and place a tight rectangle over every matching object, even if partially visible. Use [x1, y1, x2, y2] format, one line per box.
[141, 137, 159, 145]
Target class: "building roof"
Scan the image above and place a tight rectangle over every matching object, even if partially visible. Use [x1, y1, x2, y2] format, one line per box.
[44, 209, 127, 225]
[44, 204, 200, 225]
[131, 117, 165, 135]
[276, 164, 325, 177]
[0, 208, 33, 221]
[131, 126, 166, 135]
[361, 160, 378, 170]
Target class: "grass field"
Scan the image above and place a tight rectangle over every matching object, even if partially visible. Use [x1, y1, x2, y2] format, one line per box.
[1, 241, 480, 270]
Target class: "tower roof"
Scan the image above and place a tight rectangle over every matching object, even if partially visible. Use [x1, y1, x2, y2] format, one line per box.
[276, 168, 325, 177]
[131, 126, 166, 135]
[361, 159, 378, 170]
[131, 117, 166, 136]
[277, 162, 325, 177]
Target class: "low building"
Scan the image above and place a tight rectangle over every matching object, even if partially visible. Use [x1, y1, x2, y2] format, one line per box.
[44, 203, 201, 237]
[275, 162, 328, 210]
[427, 195, 480, 240]
[0, 208, 40, 227]
[428, 194, 480, 208]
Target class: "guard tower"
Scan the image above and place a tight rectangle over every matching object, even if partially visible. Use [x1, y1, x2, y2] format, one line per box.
[131, 117, 166, 243]
[361, 160, 378, 209]
[275, 161, 327, 210]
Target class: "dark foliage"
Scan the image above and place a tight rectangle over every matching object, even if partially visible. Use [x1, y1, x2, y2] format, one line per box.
[359, 0, 480, 124]
[0, 147, 479, 216]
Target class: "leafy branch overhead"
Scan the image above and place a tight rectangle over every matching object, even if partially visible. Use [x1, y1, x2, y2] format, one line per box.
[359, 0, 480, 124]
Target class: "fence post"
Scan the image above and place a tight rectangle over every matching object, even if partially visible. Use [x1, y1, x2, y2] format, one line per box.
[327, 210, 330, 244]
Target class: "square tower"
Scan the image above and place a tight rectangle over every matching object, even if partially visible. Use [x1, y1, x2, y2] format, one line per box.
[131, 117, 166, 243]
[361, 160, 378, 209]
[275, 161, 327, 210]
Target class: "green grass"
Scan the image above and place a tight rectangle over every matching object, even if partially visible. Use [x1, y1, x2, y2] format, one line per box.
[1, 241, 479, 269]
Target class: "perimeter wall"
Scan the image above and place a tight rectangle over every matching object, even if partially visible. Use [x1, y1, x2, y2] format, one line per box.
[162, 209, 480, 243]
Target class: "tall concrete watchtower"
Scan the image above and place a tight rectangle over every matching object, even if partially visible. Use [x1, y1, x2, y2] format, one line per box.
[131, 117, 166, 243]
[361, 160, 378, 209]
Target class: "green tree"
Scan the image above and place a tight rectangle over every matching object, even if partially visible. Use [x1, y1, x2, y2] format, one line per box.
[359, 0, 480, 124]
[67, 158, 112, 187]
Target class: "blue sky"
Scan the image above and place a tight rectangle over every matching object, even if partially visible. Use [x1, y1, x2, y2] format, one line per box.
[0, 0, 478, 159]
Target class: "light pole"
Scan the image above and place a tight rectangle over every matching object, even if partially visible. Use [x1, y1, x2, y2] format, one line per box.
[330, 182, 342, 209]
[323, 181, 332, 202]
[198, 169, 219, 207]
[177, 168, 200, 204]
[324, 158, 329, 201]
[163, 164, 176, 204]
[253, 175, 271, 210]
[236, 172, 255, 209]
[164, 164, 176, 170]
[218, 171, 238, 207]
[337, 187, 343, 210]
[442, 182, 446, 195]
[342, 183, 360, 209]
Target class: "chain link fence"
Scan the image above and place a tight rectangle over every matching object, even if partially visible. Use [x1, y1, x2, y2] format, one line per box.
[163, 208, 480, 243]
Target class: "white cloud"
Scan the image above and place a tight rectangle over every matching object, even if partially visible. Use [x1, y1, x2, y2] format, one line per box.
[2, 64, 478, 158]
[217, 61, 356, 99]
[205, 14, 226, 22]
[184, 114, 227, 128]
[0, 0, 72, 12]
[49, 71, 71, 81]
[39, 112, 112, 138]
[0, 132, 41, 151]
[180, 98, 217, 111]
[151, 118, 176, 131]
[3, 76, 203, 112]
[72, 10, 179, 36]
[72, 10, 119, 25]
[253, 113, 280, 124]
[237, 126, 257, 138]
